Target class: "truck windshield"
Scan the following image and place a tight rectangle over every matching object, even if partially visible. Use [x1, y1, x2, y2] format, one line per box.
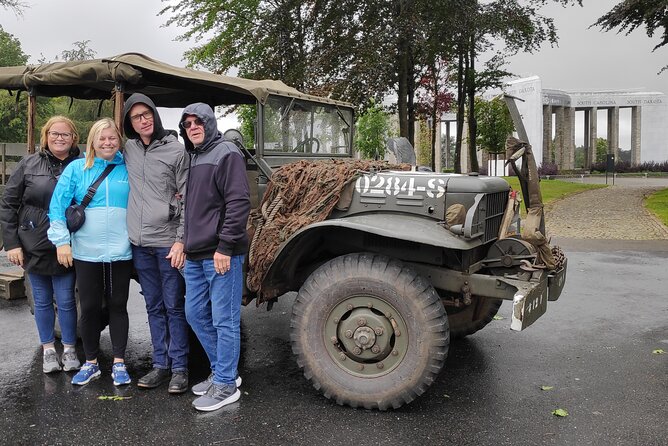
[262, 95, 353, 156]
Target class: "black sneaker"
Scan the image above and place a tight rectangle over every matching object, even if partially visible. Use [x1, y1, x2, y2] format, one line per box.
[192, 383, 240, 411]
[137, 368, 170, 389]
[168, 371, 189, 394]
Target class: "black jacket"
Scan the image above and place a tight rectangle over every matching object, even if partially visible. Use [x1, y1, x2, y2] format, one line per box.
[179, 103, 250, 259]
[0, 149, 79, 275]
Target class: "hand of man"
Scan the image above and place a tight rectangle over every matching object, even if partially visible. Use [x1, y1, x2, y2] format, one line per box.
[213, 252, 231, 275]
[166, 241, 186, 269]
[6, 247, 24, 268]
[56, 244, 73, 268]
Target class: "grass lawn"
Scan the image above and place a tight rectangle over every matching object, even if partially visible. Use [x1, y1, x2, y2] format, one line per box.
[503, 177, 606, 209]
[645, 188, 668, 227]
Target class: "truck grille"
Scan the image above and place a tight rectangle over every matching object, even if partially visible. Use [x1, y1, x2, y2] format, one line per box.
[483, 191, 507, 243]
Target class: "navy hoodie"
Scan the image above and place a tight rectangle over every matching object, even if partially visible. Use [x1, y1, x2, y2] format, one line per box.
[179, 103, 250, 259]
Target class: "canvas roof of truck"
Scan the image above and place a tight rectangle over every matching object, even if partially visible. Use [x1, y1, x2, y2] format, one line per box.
[0, 52, 353, 109]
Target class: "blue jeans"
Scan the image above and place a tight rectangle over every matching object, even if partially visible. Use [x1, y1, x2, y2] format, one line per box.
[184, 255, 243, 385]
[132, 245, 188, 372]
[27, 271, 77, 346]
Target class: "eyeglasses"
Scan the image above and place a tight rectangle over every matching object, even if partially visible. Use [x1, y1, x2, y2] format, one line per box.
[47, 131, 73, 139]
[181, 118, 204, 129]
[130, 111, 154, 122]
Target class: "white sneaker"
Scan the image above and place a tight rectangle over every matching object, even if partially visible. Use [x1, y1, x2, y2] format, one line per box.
[61, 350, 81, 371]
[43, 349, 62, 374]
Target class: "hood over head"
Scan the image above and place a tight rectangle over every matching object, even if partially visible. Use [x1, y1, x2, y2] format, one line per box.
[179, 102, 223, 154]
[122, 93, 169, 142]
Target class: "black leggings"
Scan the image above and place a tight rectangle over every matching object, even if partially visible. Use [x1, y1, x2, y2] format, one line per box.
[74, 260, 133, 361]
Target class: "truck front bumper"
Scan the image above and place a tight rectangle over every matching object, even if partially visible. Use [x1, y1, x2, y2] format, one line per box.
[409, 258, 568, 331]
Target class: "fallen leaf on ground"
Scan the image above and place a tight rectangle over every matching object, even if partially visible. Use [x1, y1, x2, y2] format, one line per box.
[541, 386, 554, 391]
[552, 408, 569, 417]
[652, 349, 665, 355]
[97, 395, 132, 401]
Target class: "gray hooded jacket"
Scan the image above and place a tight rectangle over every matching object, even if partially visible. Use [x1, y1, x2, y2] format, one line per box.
[122, 93, 189, 247]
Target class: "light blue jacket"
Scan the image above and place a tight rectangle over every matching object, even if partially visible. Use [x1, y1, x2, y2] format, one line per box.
[48, 152, 131, 262]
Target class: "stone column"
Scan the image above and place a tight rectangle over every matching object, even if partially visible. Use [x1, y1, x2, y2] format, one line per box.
[588, 107, 598, 166]
[631, 106, 642, 166]
[607, 107, 620, 158]
[563, 107, 575, 170]
[583, 109, 590, 168]
[444, 121, 451, 169]
[554, 106, 565, 167]
[543, 105, 553, 165]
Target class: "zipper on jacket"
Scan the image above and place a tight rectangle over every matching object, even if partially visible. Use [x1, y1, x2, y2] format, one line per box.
[139, 146, 148, 246]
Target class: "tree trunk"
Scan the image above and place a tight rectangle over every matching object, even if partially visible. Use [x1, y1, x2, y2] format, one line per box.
[407, 49, 416, 148]
[454, 46, 465, 174]
[430, 65, 438, 172]
[397, 38, 409, 141]
[467, 36, 479, 172]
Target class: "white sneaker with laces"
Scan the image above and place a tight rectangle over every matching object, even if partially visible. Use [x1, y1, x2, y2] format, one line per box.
[43, 348, 62, 374]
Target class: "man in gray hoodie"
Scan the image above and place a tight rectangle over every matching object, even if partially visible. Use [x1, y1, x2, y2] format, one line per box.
[122, 93, 190, 393]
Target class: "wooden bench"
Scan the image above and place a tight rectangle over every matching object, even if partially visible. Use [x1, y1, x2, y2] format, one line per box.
[0, 270, 25, 300]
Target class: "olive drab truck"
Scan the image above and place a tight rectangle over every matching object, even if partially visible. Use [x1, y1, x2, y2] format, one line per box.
[238, 93, 567, 410]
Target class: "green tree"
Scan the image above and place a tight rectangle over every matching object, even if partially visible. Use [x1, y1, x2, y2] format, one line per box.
[355, 102, 389, 159]
[161, 0, 431, 140]
[574, 145, 585, 168]
[236, 104, 256, 149]
[59, 40, 96, 61]
[0, 25, 29, 143]
[0, 25, 28, 66]
[447, 0, 582, 172]
[414, 59, 455, 171]
[596, 137, 608, 163]
[593, 0, 668, 72]
[161, 0, 582, 172]
[474, 96, 514, 155]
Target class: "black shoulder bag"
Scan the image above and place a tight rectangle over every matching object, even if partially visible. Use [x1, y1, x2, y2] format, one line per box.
[65, 164, 116, 232]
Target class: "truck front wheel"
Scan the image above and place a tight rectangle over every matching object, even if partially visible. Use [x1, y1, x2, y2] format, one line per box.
[445, 296, 503, 339]
[290, 253, 449, 410]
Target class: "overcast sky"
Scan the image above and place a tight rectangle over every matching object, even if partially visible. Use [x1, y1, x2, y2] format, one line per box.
[2, 0, 667, 142]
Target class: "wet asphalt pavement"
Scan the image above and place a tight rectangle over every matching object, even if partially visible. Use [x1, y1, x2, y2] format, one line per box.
[0, 239, 666, 446]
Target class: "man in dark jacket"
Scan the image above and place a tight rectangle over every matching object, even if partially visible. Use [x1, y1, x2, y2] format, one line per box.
[122, 93, 190, 393]
[179, 103, 250, 411]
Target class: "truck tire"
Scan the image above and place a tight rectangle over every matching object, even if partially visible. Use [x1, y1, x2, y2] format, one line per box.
[290, 253, 449, 410]
[445, 297, 502, 340]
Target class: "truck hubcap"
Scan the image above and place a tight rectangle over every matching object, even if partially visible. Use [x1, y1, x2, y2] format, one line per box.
[324, 295, 408, 377]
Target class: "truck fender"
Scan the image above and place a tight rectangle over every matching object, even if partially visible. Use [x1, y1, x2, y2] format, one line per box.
[261, 214, 484, 294]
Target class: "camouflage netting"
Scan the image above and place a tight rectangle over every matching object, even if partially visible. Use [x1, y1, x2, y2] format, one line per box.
[247, 159, 410, 301]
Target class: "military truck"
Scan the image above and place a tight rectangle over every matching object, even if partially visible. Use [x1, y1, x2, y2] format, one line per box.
[239, 92, 566, 410]
[0, 54, 566, 410]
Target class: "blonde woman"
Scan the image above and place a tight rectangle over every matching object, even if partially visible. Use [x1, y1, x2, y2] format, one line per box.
[48, 118, 133, 386]
[0, 116, 81, 374]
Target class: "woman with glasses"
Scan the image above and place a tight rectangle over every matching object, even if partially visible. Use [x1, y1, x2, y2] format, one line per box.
[48, 118, 133, 386]
[0, 116, 81, 374]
